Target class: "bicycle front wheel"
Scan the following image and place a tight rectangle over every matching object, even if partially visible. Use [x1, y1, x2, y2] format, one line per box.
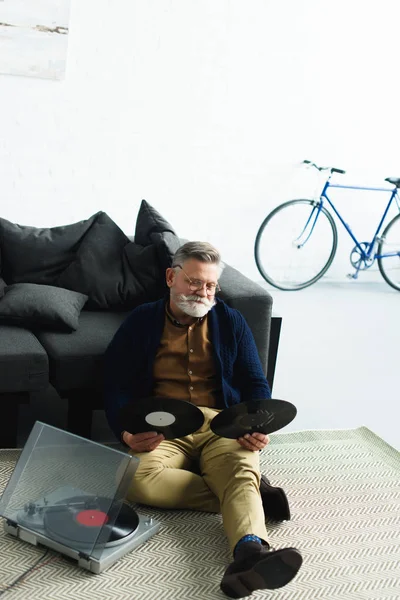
[378, 213, 400, 291]
[255, 199, 338, 290]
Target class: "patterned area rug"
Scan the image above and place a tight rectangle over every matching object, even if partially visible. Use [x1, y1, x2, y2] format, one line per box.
[0, 427, 399, 600]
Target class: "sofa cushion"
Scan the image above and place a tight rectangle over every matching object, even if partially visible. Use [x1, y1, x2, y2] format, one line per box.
[35, 311, 130, 391]
[0, 325, 48, 393]
[0, 210, 172, 311]
[150, 231, 182, 273]
[0, 204, 180, 312]
[0, 284, 88, 332]
[56, 212, 135, 310]
[0, 277, 6, 299]
[134, 199, 181, 275]
[134, 199, 177, 246]
[0, 213, 101, 285]
[122, 243, 166, 302]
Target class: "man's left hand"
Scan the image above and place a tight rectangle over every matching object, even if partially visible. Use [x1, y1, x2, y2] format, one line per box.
[237, 432, 270, 451]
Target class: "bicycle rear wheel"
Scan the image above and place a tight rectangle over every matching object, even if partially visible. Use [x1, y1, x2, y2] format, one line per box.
[377, 213, 400, 291]
[255, 199, 338, 290]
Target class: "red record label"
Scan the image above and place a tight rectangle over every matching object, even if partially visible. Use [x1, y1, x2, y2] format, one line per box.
[75, 509, 109, 527]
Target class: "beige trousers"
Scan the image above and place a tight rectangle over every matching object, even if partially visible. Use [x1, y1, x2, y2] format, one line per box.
[127, 406, 269, 551]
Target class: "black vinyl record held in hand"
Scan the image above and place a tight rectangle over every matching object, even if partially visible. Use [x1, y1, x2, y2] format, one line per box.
[210, 399, 297, 439]
[119, 397, 205, 440]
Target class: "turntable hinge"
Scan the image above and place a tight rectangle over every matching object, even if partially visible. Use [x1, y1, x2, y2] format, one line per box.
[5, 520, 19, 536]
[78, 552, 92, 570]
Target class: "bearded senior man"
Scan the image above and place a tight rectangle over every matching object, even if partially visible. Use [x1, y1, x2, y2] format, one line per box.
[104, 241, 302, 597]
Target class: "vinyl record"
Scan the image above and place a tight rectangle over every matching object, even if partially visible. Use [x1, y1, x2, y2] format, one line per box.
[210, 399, 297, 439]
[43, 495, 139, 547]
[119, 397, 205, 439]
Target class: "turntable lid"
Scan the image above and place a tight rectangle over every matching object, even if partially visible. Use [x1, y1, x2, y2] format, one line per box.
[0, 421, 138, 558]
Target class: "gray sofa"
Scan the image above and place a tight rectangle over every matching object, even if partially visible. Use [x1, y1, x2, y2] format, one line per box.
[0, 202, 281, 448]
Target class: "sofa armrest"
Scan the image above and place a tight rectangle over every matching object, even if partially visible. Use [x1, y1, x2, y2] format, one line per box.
[219, 264, 279, 388]
[267, 315, 282, 392]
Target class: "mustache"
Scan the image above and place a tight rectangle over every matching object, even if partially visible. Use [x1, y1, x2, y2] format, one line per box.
[177, 294, 213, 307]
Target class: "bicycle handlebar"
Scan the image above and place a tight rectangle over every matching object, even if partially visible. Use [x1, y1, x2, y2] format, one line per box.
[303, 159, 346, 175]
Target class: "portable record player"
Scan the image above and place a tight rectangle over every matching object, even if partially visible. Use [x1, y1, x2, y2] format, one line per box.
[0, 422, 160, 574]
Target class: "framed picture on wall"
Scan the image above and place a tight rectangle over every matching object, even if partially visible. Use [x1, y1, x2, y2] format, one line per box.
[0, 0, 71, 80]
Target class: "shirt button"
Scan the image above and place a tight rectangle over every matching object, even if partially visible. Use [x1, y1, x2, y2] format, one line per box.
[189, 386, 194, 391]
[188, 370, 193, 375]
[189, 349, 194, 353]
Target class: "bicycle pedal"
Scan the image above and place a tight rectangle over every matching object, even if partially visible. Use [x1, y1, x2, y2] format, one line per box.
[346, 273, 357, 280]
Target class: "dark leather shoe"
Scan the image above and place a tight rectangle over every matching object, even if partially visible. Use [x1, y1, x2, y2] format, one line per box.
[221, 542, 302, 598]
[260, 475, 291, 521]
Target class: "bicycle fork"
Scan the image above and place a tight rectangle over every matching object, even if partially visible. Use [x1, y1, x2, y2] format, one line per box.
[294, 202, 323, 248]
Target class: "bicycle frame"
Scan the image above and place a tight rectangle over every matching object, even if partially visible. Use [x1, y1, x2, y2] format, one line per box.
[254, 161, 400, 291]
[317, 180, 400, 261]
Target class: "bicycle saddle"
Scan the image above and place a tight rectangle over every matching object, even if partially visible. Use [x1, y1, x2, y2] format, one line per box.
[385, 177, 400, 187]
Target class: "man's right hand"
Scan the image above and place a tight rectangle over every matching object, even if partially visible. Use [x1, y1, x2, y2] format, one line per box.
[122, 431, 165, 452]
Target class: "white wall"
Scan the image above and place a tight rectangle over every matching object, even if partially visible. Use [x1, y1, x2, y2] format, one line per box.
[1, 0, 400, 283]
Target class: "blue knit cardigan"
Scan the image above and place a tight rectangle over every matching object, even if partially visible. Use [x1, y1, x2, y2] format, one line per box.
[104, 297, 271, 440]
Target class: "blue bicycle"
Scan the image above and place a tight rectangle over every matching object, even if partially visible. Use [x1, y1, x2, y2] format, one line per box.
[254, 160, 400, 291]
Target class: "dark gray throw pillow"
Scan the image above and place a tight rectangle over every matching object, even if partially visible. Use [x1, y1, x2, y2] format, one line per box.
[56, 212, 131, 310]
[0, 277, 6, 299]
[134, 200, 181, 273]
[123, 242, 167, 303]
[0, 283, 88, 332]
[150, 231, 182, 272]
[134, 200, 177, 246]
[0, 213, 101, 285]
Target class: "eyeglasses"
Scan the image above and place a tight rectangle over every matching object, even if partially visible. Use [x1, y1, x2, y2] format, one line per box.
[174, 265, 221, 294]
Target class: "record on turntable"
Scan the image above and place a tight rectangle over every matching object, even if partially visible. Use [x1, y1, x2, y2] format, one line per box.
[210, 399, 297, 439]
[119, 397, 205, 439]
[41, 494, 139, 548]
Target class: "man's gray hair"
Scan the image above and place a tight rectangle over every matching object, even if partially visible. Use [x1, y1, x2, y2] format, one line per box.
[172, 241, 225, 275]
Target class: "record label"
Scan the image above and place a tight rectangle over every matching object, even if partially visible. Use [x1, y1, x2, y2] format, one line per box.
[76, 510, 109, 527]
[120, 397, 205, 439]
[145, 411, 176, 427]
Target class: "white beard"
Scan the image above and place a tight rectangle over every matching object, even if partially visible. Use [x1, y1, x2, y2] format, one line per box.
[172, 293, 215, 318]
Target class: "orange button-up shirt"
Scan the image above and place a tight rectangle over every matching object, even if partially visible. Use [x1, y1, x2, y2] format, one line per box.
[152, 304, 222, 407]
